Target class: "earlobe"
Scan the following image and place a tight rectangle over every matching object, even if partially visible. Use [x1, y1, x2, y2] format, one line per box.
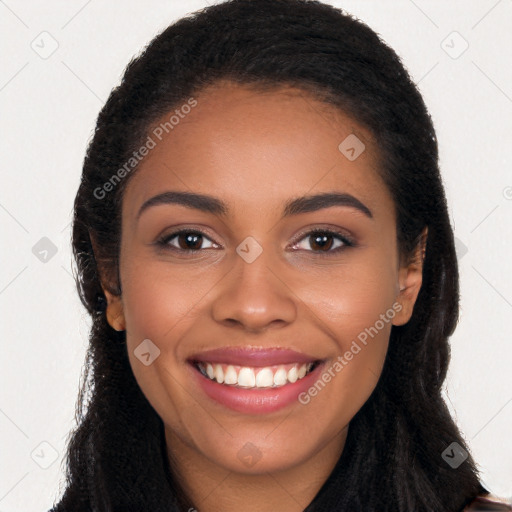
[89, 230, 125, 331]
[392, 227, 428, 327]
[103, 289, 126, 332]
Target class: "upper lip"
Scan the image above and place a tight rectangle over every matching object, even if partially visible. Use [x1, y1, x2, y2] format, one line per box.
[188, 346, 319, 367]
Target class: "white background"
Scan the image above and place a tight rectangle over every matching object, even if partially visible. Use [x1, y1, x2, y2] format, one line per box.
[1, 1, 511, 510]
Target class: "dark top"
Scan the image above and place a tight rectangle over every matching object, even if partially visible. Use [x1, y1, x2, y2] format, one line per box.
[464, 495, 512, 511]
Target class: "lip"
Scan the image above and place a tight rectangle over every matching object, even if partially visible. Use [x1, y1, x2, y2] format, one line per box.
[188, 346, 318, 367]
[187, 356, 326, 415]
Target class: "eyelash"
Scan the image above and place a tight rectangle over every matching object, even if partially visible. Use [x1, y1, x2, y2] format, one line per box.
[155, 227, 355, 257]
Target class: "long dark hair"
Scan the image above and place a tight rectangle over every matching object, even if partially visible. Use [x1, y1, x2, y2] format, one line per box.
[50, 1, 488, 510]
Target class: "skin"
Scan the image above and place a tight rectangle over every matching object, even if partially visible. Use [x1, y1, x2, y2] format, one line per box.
[100, 81, 425, 512]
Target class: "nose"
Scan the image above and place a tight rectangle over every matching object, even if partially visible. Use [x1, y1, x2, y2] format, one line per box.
[211, 250, 297, 333]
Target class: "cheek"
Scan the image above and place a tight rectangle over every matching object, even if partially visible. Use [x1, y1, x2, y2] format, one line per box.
[121, 259, 213, 342]
[119, 258, 225, 409]
[295, 268, 396, 426]
[120, 264, 207, 432]
[300, 251, 398, 340]
[296, 252, 397, 392]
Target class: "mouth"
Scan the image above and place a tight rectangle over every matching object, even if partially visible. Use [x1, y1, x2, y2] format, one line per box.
[192, 360, 321, 389]
[186, 346, 326, 414]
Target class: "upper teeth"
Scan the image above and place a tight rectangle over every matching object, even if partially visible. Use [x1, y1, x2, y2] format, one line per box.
[197, 362, 314, 389]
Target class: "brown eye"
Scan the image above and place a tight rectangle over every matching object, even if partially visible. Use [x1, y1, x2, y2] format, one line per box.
[292, 229, 354, 254]
[158, 230, 217, 251]
[309, 233, 335, 252]
[176, 232, 203, 250]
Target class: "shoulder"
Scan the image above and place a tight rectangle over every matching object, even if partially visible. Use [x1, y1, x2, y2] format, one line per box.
[464, 494, 512, 511]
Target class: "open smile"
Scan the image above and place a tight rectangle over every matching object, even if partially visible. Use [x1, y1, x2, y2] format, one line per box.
[187, 346, 326, 414]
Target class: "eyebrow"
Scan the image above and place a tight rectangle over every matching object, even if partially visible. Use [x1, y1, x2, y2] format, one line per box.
[136, 190, 373, 221]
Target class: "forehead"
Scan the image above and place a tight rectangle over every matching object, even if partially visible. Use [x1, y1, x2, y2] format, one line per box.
[122, 82, 393, 223]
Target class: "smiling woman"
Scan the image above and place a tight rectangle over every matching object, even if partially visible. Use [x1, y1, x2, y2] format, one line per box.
[48, 1, 510, 511]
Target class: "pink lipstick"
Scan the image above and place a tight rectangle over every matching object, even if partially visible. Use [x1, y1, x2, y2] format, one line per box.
[187, 346, 325, 414]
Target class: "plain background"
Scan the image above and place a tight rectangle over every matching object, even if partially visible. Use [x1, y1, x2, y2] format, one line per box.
[1, 1, 511, 510]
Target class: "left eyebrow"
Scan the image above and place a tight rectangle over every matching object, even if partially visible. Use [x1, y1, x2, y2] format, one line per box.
[282, 192, 373, 219]
[136, 190, 373, 222]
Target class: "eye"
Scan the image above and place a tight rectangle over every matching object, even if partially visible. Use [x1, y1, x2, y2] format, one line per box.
[155, 227, 355, 255]
[291, 229, 354, 254]
[156, 229, 219, 252]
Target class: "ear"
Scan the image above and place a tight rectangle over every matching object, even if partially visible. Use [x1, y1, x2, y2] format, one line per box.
[103, 289, 126, 332]
[89, 230, 126, 332]
[392, 227, 428, 327]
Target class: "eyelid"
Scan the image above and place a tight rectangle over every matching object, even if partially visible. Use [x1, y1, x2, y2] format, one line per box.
[156, 223, 220, 240]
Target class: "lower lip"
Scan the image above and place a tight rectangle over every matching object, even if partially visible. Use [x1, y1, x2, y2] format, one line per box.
[188, 361, 325, 414]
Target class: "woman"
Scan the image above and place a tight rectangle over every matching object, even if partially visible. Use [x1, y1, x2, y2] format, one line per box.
[49, 0, 511, 510]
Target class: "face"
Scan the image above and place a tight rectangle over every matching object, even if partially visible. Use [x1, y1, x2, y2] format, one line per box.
[102, 82, 423, 477]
